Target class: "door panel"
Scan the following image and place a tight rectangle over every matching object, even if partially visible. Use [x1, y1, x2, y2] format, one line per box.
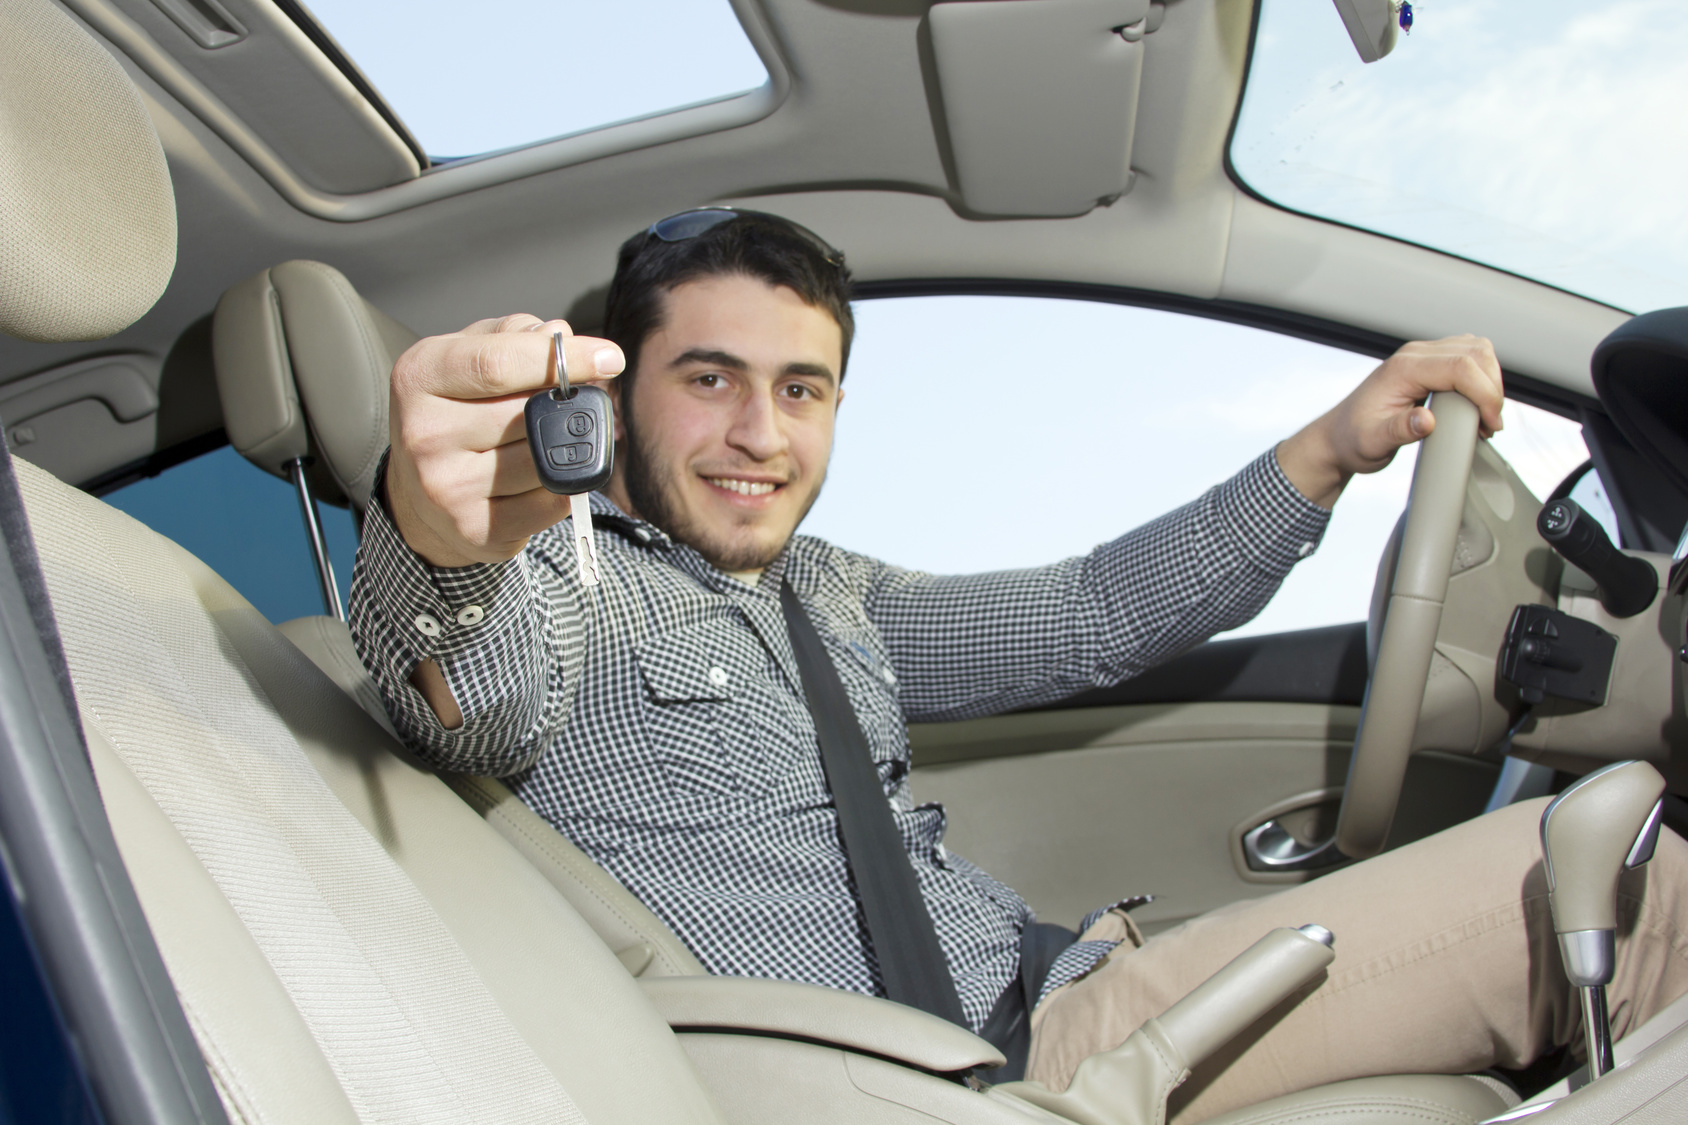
[909, 701, 1498, 934]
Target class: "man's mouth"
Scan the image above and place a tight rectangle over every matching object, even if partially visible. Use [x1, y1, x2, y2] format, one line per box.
[704, 476, 781, 497]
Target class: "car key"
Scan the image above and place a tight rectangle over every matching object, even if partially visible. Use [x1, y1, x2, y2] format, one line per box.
[525, 331, 614, 587]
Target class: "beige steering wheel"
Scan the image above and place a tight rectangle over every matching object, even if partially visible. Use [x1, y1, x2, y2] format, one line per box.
[1334, 392, 1482, 860]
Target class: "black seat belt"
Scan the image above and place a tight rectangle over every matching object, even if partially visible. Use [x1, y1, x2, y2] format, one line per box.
[779, 579, 968, 1029]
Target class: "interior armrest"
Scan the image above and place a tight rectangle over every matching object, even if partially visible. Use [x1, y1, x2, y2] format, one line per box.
[640, 976, 1005, 1074]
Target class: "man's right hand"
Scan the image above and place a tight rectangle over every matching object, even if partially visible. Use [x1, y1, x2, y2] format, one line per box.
[385, 315, 625, 568]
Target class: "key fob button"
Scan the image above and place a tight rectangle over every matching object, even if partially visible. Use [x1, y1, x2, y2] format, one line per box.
[566, 412, 593, 436]
[547, 442, 595, 468]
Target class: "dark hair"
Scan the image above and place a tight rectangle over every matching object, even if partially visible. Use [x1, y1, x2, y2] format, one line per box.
[602, 212, 856, 386]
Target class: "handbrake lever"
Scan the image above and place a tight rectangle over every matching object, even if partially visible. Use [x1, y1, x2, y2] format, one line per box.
[995, 925, 1335, 1125]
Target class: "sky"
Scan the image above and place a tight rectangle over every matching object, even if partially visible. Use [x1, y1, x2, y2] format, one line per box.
[802, 296, 1594, 639]
[1233, 0, 1688, 314]
[299, 0, 768, 158]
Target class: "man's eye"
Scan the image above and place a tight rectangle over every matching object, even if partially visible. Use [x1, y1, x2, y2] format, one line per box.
[782, 384, 814, 399]
[697, 373, 722, 388]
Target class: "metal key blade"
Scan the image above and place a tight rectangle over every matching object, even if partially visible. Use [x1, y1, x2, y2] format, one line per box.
[569, 492, 601, 587]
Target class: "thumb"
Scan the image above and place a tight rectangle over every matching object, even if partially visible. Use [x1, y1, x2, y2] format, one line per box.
[1393, 404, 1435, 449]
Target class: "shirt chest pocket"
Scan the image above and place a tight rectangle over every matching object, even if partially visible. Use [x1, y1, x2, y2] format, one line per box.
[635, 620, 794, 798]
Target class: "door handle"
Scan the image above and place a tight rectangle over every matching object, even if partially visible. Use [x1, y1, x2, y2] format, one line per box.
[1241, 817, 1349, 873]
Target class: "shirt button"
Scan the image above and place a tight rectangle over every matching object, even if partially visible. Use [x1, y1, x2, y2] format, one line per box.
[635, 528, 652, 542]
[455, 604, 485, 627]
[413, 613, 442, 638]
[708, 666, 730, 688]
[1297, 541, 1316, 559]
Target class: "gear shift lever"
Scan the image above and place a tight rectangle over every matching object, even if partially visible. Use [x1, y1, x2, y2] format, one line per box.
[1539, 760, 1665, 1079]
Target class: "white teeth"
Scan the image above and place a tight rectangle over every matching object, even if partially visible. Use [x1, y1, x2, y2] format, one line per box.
[707, 477, 777, 496]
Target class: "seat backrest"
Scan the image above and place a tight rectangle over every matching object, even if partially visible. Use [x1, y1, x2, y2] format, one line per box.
[214, 258, 706, 972]
[21, 458, 724, 1125]
[276, 613, 707, 979]
[212, 261, 414, 512]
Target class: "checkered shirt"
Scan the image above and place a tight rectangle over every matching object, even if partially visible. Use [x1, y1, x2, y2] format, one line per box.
[348, 449, 1329, 1031]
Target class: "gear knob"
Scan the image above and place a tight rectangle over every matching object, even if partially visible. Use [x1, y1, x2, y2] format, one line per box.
[1540, 759, 1666, 980]
[1539, 759, 1665, 1079]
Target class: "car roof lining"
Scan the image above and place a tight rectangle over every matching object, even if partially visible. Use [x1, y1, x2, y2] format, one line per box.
[0, 0, 1633, 489]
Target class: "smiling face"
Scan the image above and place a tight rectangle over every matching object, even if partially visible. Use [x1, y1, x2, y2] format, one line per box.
[605, 273, 845, 574]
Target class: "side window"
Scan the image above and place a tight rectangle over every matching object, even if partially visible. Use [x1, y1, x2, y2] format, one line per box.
[802, 295, 1601, 638]
[102, 445, 358, 625]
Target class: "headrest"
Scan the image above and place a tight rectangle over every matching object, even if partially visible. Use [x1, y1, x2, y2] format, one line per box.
[212, 261, 416, 512]
[0, 0, 176, 342]
[1591, 307, 1688, 502]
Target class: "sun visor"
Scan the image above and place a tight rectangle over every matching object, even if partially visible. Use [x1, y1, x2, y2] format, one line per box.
[930, 0, 1151, 217]
[1591, 307, 1688, 503]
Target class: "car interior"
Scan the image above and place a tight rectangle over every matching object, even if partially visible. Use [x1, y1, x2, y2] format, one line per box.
[4, 0, 1688, 1123]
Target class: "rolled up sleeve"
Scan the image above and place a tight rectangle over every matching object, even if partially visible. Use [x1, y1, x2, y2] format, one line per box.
[347, 456, 583, 776]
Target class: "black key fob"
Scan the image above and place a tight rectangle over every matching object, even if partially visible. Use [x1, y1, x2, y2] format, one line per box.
[525, 384, 614, 495]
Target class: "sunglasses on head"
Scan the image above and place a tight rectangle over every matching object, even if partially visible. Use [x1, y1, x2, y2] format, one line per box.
[645, 207, 846, 269]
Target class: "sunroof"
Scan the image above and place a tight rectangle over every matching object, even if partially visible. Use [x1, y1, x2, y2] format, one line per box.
[1231, 0, 1688, 314]
[299, 0, 769, 161]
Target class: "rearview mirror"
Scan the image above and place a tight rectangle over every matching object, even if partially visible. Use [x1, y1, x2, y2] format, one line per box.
[1332, 0, 1401, 63]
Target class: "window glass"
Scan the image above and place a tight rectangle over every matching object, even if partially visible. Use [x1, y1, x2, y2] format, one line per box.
[301, 0, 769, 159]
[800, 296, 1596, 638]
[104, 446, 358, 625]
[1568, 468, 1622, 546]
[1230, 0, 1688, 314]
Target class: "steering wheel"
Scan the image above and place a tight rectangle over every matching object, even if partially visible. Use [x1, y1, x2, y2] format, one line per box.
[1334, 392, 1482, 860]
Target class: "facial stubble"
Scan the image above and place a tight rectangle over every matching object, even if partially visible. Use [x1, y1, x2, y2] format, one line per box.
[620, 391, 828, 573]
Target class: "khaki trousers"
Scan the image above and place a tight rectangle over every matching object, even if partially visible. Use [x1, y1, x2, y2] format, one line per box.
[1024, 797, 1688, 1123]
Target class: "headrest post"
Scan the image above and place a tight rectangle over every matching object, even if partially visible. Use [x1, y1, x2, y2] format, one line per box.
[286, 458, 345, 621]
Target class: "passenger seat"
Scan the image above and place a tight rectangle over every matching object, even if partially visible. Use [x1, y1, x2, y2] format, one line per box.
[22, 456, 720, 1122]
[213, 260, 705, 979]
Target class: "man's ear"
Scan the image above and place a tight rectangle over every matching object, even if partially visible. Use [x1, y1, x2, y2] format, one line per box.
[606, 374, 627, 442]
[835, 385, 845, 412]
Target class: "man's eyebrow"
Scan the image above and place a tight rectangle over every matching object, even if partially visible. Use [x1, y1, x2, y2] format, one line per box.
[783, 361, 837, 385]
[669, 349, 837, 387]
[670, 348, 749, 371]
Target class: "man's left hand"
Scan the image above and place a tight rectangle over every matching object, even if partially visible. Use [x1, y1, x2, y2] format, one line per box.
[1277, 334, 1504, 509]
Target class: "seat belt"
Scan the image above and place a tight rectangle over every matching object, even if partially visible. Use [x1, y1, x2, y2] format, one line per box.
[973, 921, 1078, 1082]
[779, 580, 968, 1028]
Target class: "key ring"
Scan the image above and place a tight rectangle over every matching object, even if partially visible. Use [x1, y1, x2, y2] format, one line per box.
[550, 330, 572, 400]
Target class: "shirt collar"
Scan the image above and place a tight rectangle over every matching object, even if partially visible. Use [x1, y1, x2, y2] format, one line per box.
[587, 491, 671, 549]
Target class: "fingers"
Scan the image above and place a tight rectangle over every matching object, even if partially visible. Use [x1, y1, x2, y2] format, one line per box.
[393, 317, 624, 402]
[401, 455, 574, 565]
[1396, 335, 1505, 437]
[431, 439, 552, 501]
[1322, 333, 1506, 481]
[403, 392, 530, 459]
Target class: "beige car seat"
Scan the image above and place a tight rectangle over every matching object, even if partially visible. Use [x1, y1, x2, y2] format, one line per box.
[212, 258, 706, 979]
[3, 1, 1601, 1122]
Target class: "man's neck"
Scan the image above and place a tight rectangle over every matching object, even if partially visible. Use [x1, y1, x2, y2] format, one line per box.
[726, 568, 763, 586]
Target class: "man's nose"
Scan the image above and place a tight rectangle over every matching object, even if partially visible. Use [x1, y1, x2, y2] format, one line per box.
[725, 388, 788, 461]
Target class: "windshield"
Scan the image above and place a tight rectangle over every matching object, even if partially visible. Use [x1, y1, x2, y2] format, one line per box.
[300, 0, 769, 160]
[1230, 0, 1688, 314]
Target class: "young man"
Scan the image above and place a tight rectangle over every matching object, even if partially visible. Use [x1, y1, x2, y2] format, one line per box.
[350, 210, 1688, 1120]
